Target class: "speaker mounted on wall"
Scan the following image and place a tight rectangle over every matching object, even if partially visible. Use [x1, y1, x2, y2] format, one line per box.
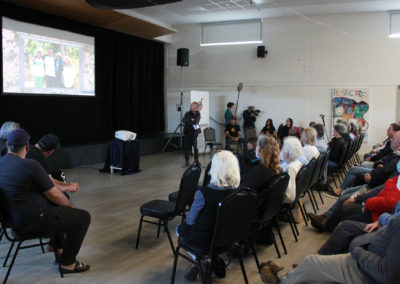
[177, 48, 189, 67]
[257, 45, 268, 58]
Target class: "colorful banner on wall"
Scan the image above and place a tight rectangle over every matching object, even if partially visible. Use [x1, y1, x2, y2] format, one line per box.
[190, 90, 210, 152]
[332, 88, 369, 142]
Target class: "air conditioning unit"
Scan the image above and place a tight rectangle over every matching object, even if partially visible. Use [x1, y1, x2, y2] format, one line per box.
[86, 0, 182, 9]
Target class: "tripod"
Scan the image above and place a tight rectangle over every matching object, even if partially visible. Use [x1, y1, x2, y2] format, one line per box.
[162, 66, 185, 152]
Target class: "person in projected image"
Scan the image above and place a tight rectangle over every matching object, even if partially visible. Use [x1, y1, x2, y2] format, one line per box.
[44, 49, 56, 88]
[63, 57, 76, 89]
[55, 52, 65, 88]
[32, 50, 45, 88]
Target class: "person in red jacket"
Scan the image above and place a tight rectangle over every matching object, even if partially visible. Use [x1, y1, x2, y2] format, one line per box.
[346, 175, 400, 224]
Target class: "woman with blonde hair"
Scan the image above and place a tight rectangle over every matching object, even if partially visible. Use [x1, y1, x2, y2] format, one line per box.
[178, 150, 240, 281]
[299, 127, 320, 165]
[244, 135, 281, 192]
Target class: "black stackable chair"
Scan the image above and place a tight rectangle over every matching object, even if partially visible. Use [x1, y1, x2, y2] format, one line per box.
[135, 165, 201, 254]
[0, 189, 63, 284]
[170, 188, 257, 284]
[203, 128, 223, 158]
[250, 173, 290, 262]
[328, 142, 349, 188]
[302, 158, 319, 214]
[168, 162, 211, 203]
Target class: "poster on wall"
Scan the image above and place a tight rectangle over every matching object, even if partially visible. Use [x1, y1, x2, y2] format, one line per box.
[190, 90, 210, 152]
[332, 88, 369, 142]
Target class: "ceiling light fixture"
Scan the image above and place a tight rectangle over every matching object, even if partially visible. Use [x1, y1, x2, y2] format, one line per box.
[201, 40, 263, 46]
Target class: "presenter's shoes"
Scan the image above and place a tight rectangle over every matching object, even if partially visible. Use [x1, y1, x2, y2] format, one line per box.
[308, 213, 328, 231]
[60, 261, 90, 274]
[185, 160, 190, 167]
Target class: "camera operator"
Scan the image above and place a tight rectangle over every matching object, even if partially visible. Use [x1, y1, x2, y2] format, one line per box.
[243, 106, 259, 136]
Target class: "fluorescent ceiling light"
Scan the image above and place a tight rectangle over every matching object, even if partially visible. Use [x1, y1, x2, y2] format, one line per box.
[200, 40, 263, 46]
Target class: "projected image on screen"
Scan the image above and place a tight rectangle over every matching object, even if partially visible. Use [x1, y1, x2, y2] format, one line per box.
[2, 17, 95, 96]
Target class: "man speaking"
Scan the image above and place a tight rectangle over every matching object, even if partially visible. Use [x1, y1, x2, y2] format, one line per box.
[182, 102, 201, 167]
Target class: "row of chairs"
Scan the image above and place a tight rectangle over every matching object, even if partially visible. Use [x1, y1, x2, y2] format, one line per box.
[329, 133, 365, 188]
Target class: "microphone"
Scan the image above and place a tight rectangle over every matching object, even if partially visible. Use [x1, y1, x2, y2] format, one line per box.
[319, 114, 325, 118]
[237, 82, 243, 92]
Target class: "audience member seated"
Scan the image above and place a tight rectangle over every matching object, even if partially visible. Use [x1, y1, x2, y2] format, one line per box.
[277, 118, 293, 145]
[0, 121, 20, 156]
[244, 135, 281, 193]
[318, 200, 400, 255]
[0, 129, 91, 274]
[288, 126, 301, 139]
[312, 123, 328, 153]
[327, 123, 347, 171]
[225, 117, 247, 155]
[327, 131, 400, 197]
[299, 127, 320, 165]
[260, 216, 400, 284]
[341, 121, 353, 143]
[349, 122, 359, 140]
[242, 136, 258, 178]
[260, 119, 277, 139]
[361, 123, 400, 168]
[26, 133, 80, 195]
[309, 161, 400, 232]
[177, 150, 240, 281]
[281, 137, 303, 204]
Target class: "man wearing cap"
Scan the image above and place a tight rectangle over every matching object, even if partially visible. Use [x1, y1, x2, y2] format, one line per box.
[0, 129, 91, 274]
[26, 133, 79, 194]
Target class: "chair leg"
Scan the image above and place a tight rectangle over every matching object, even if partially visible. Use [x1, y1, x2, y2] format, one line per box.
[288, 210, 300, 238]
[274, 220, 287, 255]
[3, 240, 15, 267]
[237, 255, 249, 284]
[163, 219, 175, 255]
[310, 188, 319, 211]
[286, 212, 298, 242]
[318, 188, 325, 204]
[249, 240, 261, 272]
[306, 190, 317, 214]
[3, 241, 22, 284]
[170, 245, 180, 284]
[135, 215, 144, 249]
[39, 237, 45, 253]
[297, 201, 308, 227]
[156, 219, 162, 238]
[0, 228, 4, 242]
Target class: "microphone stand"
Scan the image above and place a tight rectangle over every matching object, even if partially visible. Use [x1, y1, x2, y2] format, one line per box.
[235, 88, 241, 119]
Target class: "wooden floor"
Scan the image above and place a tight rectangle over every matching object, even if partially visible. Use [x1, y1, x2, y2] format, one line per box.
[0, 151, 335, 284]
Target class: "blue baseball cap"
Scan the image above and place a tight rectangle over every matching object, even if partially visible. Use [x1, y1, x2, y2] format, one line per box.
[7, 129, 30, 146]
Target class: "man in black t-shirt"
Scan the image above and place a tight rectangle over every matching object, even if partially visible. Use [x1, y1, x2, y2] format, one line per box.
[0, 129, 91, 274]
[26, 133, 79, 194]
[225, 118, 247, 155]
[182, 102, 201, 167]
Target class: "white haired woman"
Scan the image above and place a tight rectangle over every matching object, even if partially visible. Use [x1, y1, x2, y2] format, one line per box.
[281, 137, 303, 204]
[177, 150, 241, 281]
[0, 121, 20, 156]
[299, 128, 320, 165]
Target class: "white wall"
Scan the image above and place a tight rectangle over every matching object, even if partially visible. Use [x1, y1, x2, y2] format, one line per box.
[164, 12, 400, 152]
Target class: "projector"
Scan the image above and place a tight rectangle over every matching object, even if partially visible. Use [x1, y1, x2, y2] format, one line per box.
[115, 130, 137, 141]
[86, 0, 182, 9]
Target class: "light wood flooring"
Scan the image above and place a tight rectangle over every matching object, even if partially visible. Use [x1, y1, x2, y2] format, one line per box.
[0, 151, 335, 284]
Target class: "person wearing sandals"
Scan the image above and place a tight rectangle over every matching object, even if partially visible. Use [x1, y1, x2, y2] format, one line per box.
[0, 129, 91, 274]
[177, 150, 240, 282]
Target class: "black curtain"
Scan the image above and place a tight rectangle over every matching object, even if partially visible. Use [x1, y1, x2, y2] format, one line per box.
[0, 2, 164, 146]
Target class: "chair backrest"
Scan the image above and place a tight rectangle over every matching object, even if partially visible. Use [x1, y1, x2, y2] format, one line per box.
[203, 127, 216, 142]
[244, 128, 257, 140]
[295, 165, 308, 200]
[0, 189, 12, 229]
[259, 173, 290, 229]
[356, 133, 365, 152]
[202, 162, 212, 187]
[337, 142, 349, 167]
[209, 188, 257, 252]
[310, 154, 324, 187]
[304, 157, 318, 189]
[174, 165, 202, 213]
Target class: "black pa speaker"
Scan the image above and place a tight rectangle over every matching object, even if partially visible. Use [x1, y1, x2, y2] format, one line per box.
[257, 46, 268, 58]
[177, 48, 189, 67]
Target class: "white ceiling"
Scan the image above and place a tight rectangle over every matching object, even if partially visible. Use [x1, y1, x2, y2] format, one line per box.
[119, 0, 400, 28]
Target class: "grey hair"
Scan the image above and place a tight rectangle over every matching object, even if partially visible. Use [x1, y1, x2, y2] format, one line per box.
[334, 123, 348, 136]
[209, 150, 240, 188]
[282, 137, 303, 161]
[0, 121, 20, 139]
